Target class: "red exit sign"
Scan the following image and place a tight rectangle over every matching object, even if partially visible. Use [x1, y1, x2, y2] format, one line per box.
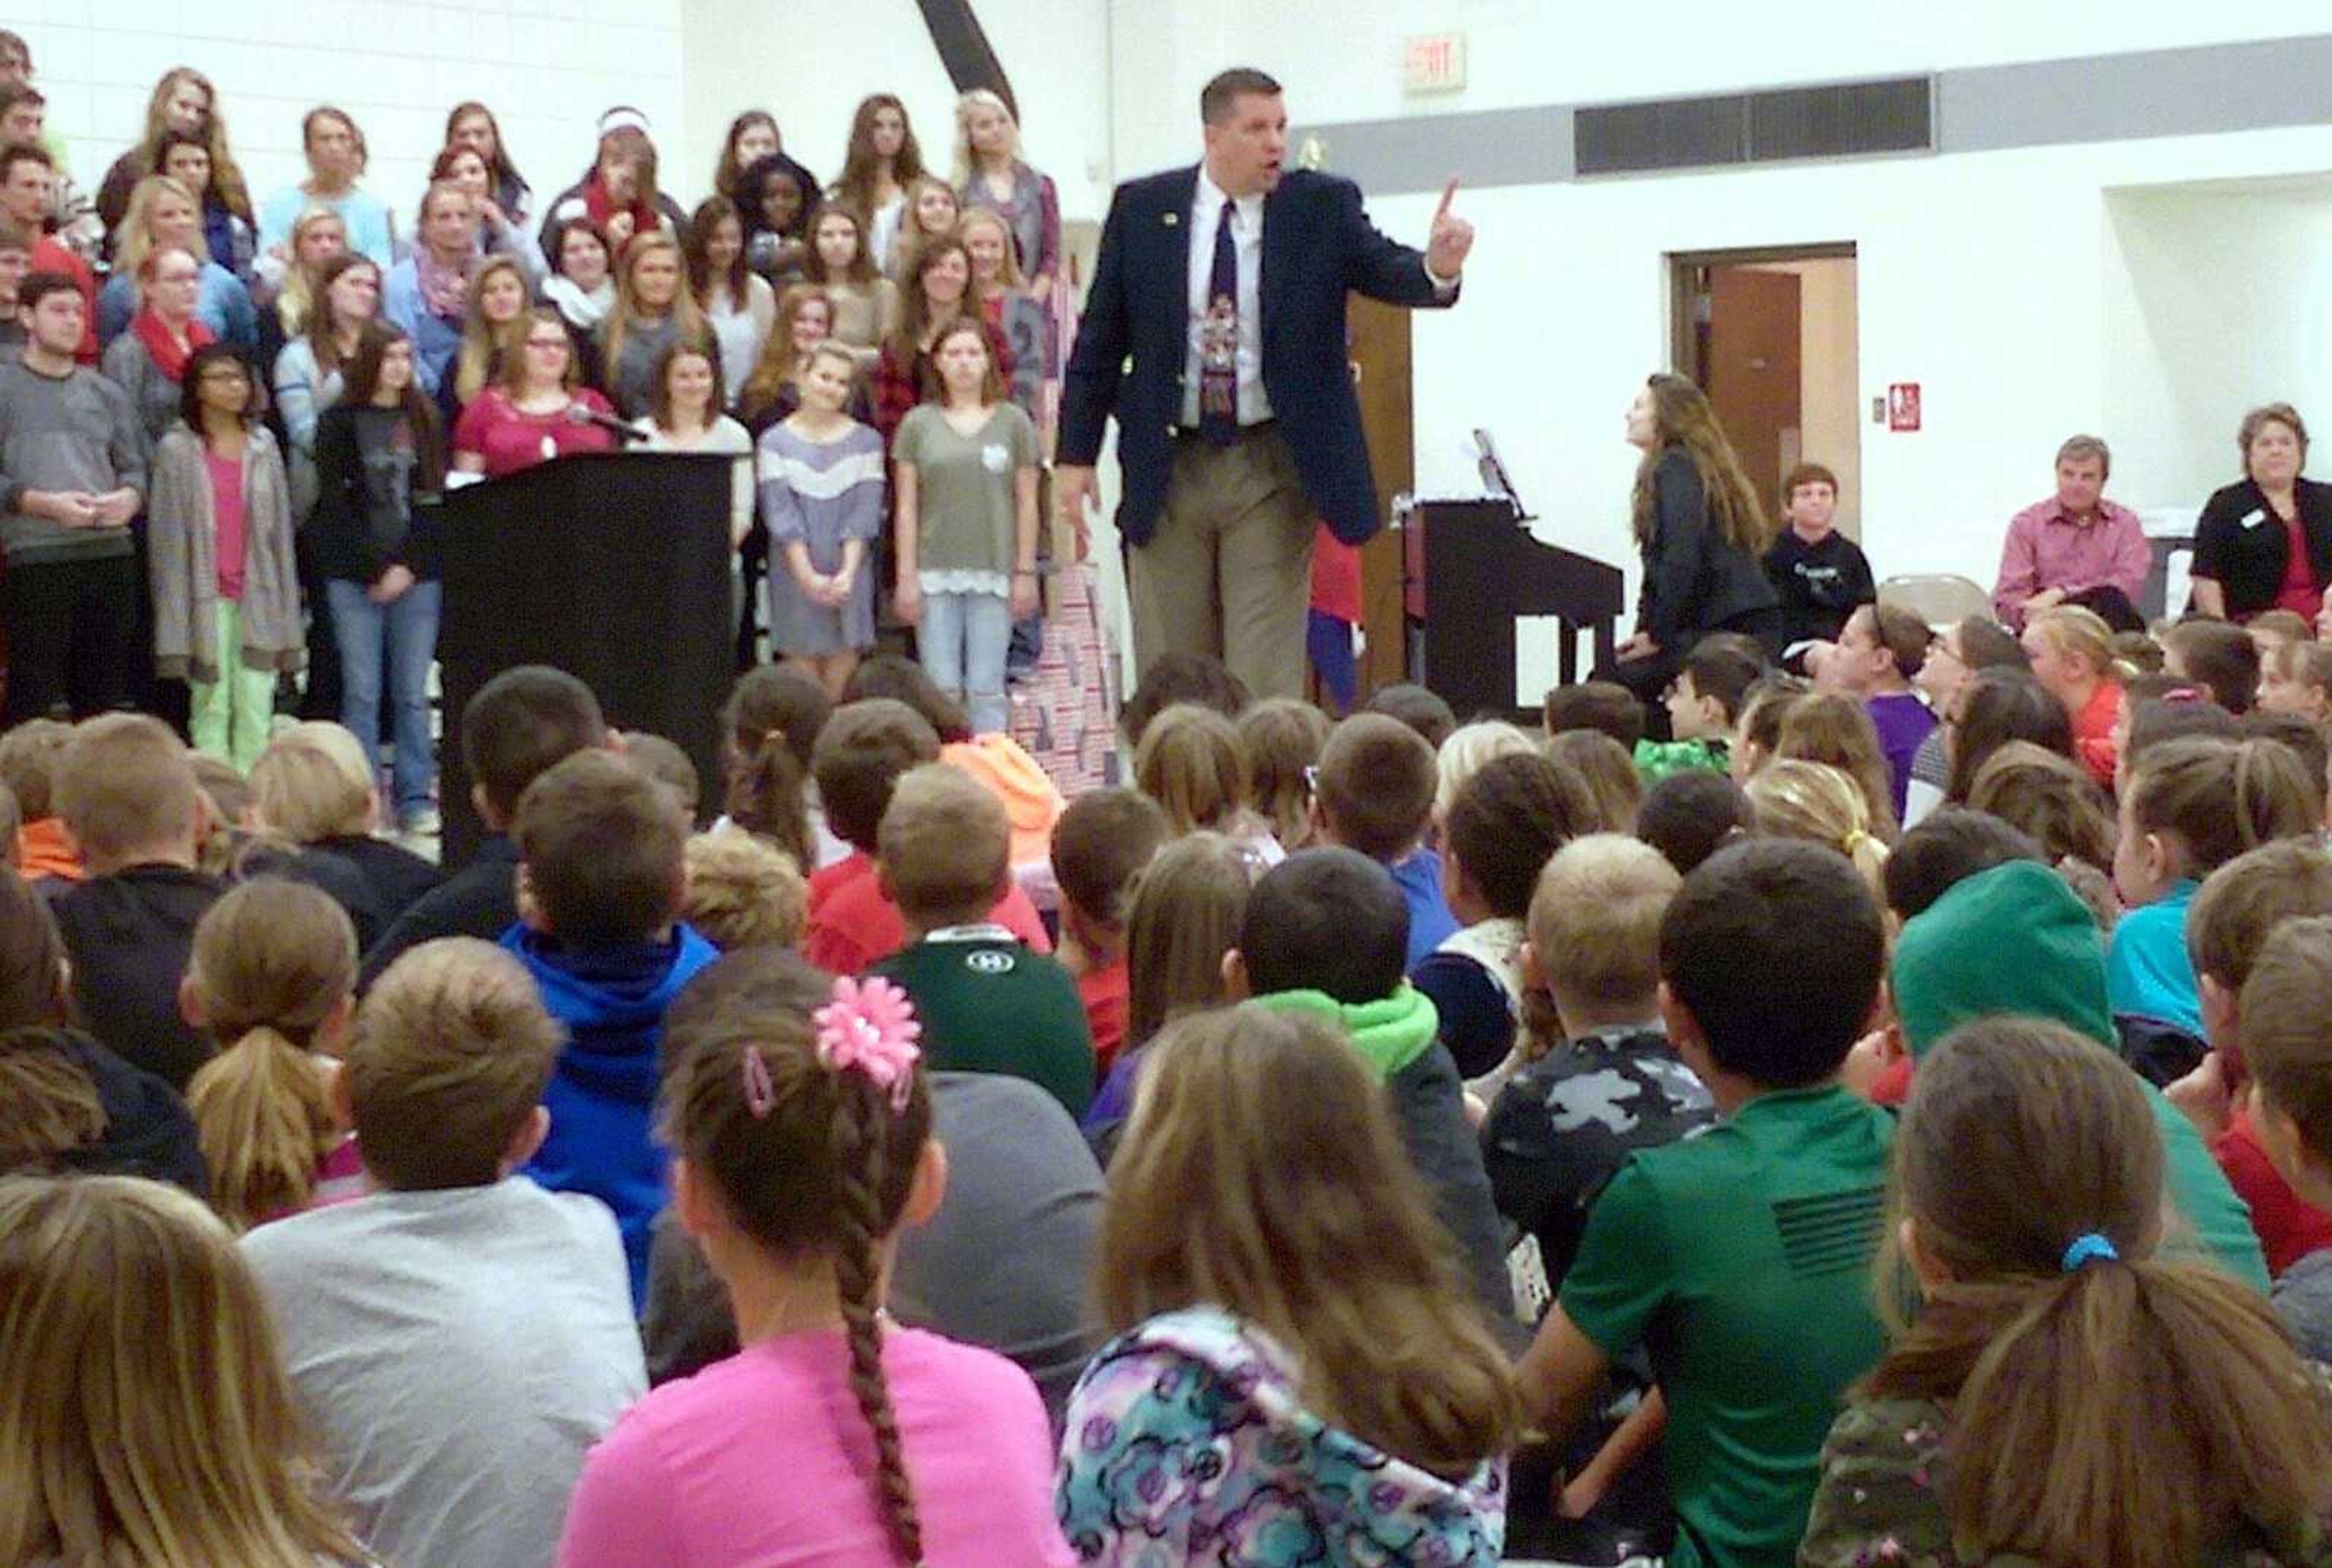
[1403, 33, 1466, 94]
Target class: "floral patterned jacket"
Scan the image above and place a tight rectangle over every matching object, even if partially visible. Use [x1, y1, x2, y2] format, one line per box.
[1799, 1394, 2332, 1568]
[1056, 1306, 1506, 1564]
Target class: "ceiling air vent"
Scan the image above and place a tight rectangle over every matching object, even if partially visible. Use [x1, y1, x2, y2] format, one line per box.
[1576, 76, 1932, 176]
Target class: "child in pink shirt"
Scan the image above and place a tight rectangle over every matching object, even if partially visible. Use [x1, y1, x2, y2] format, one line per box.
[556, 962, 1073, 1568]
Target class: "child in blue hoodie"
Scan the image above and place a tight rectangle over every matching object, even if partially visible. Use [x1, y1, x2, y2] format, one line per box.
[2110, 735, 2316, 1035]
[505, 749, 718, 1306]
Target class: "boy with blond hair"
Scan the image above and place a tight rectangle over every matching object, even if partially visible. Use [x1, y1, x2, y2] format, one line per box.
[872, 764, 1094, 1118]
[681, 828, 808, 952]
[242, 937, 644, 1568]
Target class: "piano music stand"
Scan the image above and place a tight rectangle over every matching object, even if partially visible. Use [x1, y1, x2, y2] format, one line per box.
[1403, 499, 1624, 724]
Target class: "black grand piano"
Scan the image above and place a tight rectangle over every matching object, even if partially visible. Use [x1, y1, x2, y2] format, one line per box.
[1403, 496, 1625, 726]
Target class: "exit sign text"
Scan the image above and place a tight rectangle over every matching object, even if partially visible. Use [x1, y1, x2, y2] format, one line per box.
[1403, 33, 1466, 94]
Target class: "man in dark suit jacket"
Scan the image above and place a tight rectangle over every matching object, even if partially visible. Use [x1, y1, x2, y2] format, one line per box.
[1057, 67, 1475, 700]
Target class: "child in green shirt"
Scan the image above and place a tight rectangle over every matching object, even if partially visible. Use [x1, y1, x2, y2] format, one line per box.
[1633, 642, 1762, 783]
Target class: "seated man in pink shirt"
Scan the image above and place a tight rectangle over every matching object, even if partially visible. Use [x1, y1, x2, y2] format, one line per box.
[1994, 433, 2150, 632]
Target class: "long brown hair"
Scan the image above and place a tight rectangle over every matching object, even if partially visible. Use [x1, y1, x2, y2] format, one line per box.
[341, 321, 447, 489]
[833, 93, 925, 218]
[890, 236, 974, 361]
[801, 201, 878, 287]
[0, 1174, 369, 1567]
[684, 194, 751, 307]
[132, 68, 253, 221]
[1869, 1017, 2332, 1568]
[182, 879, 356, 1232]
[720, 667, 820, 870]
[454, 253, 531, 407]
[1124, 833, 1252, 1048]
[1101, 1004, 1522, 1475]
[302, 251, 377, 375]
[1236, 698, 1331, 850]
[661, 954, 934, 1563]
[1631, 372, 1775, 556]
[1775, 690, 1900, 841]
[741, 284, 834, 416]
[2126, 735, 2318, 879]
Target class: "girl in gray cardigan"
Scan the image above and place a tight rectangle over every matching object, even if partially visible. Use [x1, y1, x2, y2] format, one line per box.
[146, 342, 301, 769]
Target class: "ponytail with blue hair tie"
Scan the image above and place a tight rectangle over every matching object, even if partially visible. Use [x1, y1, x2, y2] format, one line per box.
[2061, 1232, 2119, 1272]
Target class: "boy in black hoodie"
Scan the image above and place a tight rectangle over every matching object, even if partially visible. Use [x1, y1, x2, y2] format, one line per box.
[49, 713, 222, 1090]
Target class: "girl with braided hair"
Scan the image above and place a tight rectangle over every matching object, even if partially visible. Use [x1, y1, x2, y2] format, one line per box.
[556, 969, 1074, 1567]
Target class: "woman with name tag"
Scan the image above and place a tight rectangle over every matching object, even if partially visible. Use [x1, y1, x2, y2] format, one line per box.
[2191, 401, 2332, 625]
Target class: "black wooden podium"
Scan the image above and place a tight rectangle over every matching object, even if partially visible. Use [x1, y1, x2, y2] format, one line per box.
[1403, 499, 1625, 724]
[437, 451, 734, 863]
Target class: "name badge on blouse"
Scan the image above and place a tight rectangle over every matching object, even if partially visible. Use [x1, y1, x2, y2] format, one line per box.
[2242, 508, 2266, 530]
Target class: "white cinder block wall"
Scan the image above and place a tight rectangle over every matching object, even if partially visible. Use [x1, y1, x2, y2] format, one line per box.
[15, 0, 684, 242]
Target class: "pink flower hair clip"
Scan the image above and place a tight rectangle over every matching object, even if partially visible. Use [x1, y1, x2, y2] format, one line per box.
[813, 975, 923, 1111]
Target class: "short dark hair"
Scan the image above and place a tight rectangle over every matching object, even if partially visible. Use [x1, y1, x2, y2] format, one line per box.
[1239, 847, 1407, 1005]
[1660, 839, 1885, 1088]
[1051, 787, 1170, 927]
[1781, 462, 1838, 503]
[17, 271, 80, 315]
[810, 699, 941, 852]
[460, 666, 605, 823]
[1444, 752, 1601, 918]
[1866, 602, 1934, 681]
[1314, 712, 1436, 862]
[1121, 653, 1250, 749]
[1362, 683, 1457, 751]
[1634, 770, 1754, 876]
[1680, 645, 1764, 725]
[2165, 619, 2262, 714]
[176, 343, 261, 432]
[1201, 68, 1283, 125]
[0, 141, 51, 183]
[2125, 694, 2238, 772]
[514, 750, 686, 946]
[1543, 681, 1645, 748]
[842, 653, 970, 744]
[1953, 616, 2028, 672]
[1883, 808, 2043, 922]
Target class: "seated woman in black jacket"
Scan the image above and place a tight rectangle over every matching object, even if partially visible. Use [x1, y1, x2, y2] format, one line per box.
[2189, 401, 2332, 626]
[309, 321, 447, 838]
[1604, 373, 1783, 726]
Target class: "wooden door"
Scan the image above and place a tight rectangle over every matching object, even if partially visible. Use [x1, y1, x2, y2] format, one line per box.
[1348, 295, 1413, 698]
[1705, 267, 1801, 523]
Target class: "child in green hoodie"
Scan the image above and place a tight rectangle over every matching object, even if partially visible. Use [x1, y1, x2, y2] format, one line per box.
[1222, 845, 1514, 1338]
[1634, 643, 1761, 783]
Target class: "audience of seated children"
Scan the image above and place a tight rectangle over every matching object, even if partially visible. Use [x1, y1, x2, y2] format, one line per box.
[1518, 839, 1895, 1568]
[2259, 636, 2332, 723]
[2235, 916, 2332, 1360]
[182, 878, 363, 1230]
[1308, 712, 1456, 969]
[720, 663, 830, 871]
[639, 947, 1105, 1418]
[1884, 853, 2269, 1285]
[1544, 679, 1646, 749]
[1226, 845, 1514, 1334]
[1772, 690, 1899, 842]
[2164, 616, 2263, 714]
[1963, 740, 2121, 929]
[1083, 829, 1253, 1136]
[360, 664, 608, 988]
[0, 864, 205, 1193]
[505, 748, 720, 1304]
[1822, 602, 1935, 821]
[1484, 834, 1715, 1295]
[559, 952, 1077, 1566]
[250, 721, 444, 945]
[2022, 604, 2123, 786]
[681, 827, 808, 951]
[1744, 758, 1891, 899]
[0, 1175, 376, 1567]
[242, 937, 646, 1568]
[1801, 1017, 2332, 1568]
[1363, 680, 1458, 750]
[1546, 728, 1645, 833]
[47, 713, 222, 1090]
[1058, 1004, 1519, 1561]
[0, 716, 78, 885]
[1235, 695, 1331, 851]
[870, 764, 1094, 1118]
[1133, 701, 1280, 862]
[1411, 750, 1601, 1086]
[1637, 642, 1761, 781]
[1634, 769, 1755, 876]
[1903, 614, 2027, 827]
[2167, 840, 2332, 1280]
[1049, 786, 1170, 1074]
[803, 697, 1049, 972]
[2110, 735, 2317, 1036]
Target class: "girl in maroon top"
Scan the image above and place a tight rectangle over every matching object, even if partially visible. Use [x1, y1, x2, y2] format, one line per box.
[451, 306, 615, 479]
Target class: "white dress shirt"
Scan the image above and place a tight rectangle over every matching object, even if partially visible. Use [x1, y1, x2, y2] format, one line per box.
[1182, 165, 1270, 429]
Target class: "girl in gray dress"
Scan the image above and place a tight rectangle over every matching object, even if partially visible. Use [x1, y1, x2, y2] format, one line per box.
[756, 341, 883, 698]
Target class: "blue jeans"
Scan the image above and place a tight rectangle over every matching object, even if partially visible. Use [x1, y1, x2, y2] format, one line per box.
[920, 588, 1012, 736]
[327, 577, 441, 819]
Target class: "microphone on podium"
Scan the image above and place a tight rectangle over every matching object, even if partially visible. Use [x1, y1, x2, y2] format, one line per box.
[565, 401, 649, 443]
